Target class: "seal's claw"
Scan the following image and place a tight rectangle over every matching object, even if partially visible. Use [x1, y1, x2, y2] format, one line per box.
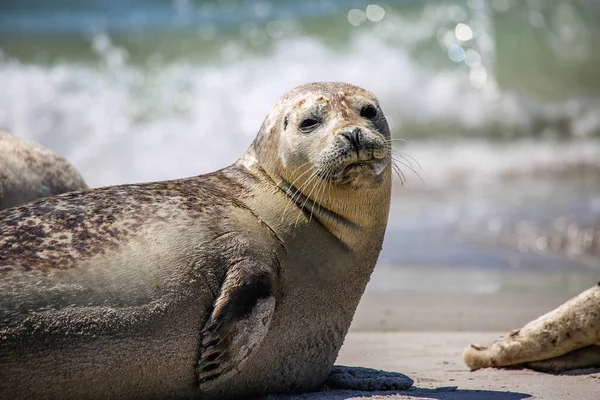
[200, 346, 224, 362]
[198, 362, 224, 385]
[325, 366, 413, 392]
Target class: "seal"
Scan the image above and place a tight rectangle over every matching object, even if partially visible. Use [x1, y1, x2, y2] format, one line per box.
[463, 284, 600, 372]
[0, 132, 88, 210]
[0, 82, 405, 399]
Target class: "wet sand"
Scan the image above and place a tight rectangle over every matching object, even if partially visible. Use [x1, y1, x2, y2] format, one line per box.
[266, 292, 600, 400]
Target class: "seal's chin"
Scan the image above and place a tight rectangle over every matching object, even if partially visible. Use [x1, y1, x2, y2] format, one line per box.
[326, 159, 388, 183]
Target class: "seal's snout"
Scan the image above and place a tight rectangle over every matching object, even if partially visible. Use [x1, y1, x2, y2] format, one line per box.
[338, 126, 386, 162]
[340, 127, 362, 156]
[314, 125, 389, 183]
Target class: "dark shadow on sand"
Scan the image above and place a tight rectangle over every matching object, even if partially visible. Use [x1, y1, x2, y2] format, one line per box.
[406, 387, 531, 399]
[261, 387, 531, 399]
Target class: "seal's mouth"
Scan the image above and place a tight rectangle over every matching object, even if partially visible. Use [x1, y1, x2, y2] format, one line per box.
[344, 161, 374, 173]
[323, 159, 387, 182]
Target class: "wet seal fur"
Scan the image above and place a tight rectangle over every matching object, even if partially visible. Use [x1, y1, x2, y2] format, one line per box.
[0, 132, 88, 210]
[0, 82, 402, 399]
[463, 284, 600, 373]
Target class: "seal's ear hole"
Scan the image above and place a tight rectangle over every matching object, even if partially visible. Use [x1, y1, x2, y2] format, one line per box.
[283, 116, 288, 130]
[360, 105, 378, 120]
[299, 118, 320, 133]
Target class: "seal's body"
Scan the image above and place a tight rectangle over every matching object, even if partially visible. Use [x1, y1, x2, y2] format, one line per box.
[0, 132, 88, 210]
[464, 284, 600, 373]
[0, 83, 393, 399]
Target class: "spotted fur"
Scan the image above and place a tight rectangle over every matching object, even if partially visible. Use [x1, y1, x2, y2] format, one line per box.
[0, 172, 247, 272]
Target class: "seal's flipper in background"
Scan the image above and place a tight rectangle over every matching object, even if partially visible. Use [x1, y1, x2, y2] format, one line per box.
[197, 263, 276, 389]
[525, 345, 600, 373]
[463, 285, 600, 372]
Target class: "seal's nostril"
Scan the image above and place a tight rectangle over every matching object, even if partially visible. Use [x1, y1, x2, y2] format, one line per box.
[340, 128, 361, 158]
[341, 128, 361, 145]
[341, 131, 354, 143]
[352, 128, 361, 147]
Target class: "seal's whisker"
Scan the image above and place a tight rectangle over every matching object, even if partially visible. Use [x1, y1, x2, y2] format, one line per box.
[294, 169, 319, 205]
[394, 158, 424, 183]
[298, 170, 323, 225]
[391, 149, 422, 171]
[325, 167, 334, 209]
[391, 153, 413, 171]
[393, 164, 405, 186]
[286, 162, 315, 195]
[308, 175, 322, 222]
[391, 157, 412, 184]
[294, 171, 321, 227]
[390, 149, 414, 169]
[388, 155, 405, 185]
[287, 168, 319, 224]
[309, 177, 325, 223]
[306, 170, 324, 223]
[312, 168, 331, 222]
[282, 163, 316, 221]
[385, 138, 409, 144]
[402, 153, 422, 170]
[288, 161, 314, 180]
[391, 154, 424, 185]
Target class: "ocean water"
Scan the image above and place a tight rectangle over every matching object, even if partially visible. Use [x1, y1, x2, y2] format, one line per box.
[1, 0, 599, 292]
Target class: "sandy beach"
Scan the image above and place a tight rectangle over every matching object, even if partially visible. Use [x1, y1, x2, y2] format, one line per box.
[266, 292, 600, 400]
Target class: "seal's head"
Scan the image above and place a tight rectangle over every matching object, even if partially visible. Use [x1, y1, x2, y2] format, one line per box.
[242, 82, 392, 243]
[250, 82, 391, 190]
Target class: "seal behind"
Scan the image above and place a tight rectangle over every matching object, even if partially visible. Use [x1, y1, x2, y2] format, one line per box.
[464, 284, 600, 372]
[0, 132, 88, 210]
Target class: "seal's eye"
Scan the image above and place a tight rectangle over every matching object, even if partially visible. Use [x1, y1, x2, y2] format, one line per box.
[299, 118, 320, 133]
[360, 105, 378, 120]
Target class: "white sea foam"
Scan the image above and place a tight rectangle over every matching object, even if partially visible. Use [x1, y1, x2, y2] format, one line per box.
[0, 29, 598, 188]
[398, 139, 600, 189]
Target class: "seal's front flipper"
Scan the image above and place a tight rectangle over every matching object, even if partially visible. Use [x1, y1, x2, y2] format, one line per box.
[197, 263, 276, 389]
[325, 366, 413, 391]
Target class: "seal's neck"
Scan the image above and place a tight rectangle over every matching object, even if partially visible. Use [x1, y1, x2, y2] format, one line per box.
[233, 152, 391, 251]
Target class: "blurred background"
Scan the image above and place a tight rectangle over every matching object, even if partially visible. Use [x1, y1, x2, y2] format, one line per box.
[1, 0, 599, 294]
